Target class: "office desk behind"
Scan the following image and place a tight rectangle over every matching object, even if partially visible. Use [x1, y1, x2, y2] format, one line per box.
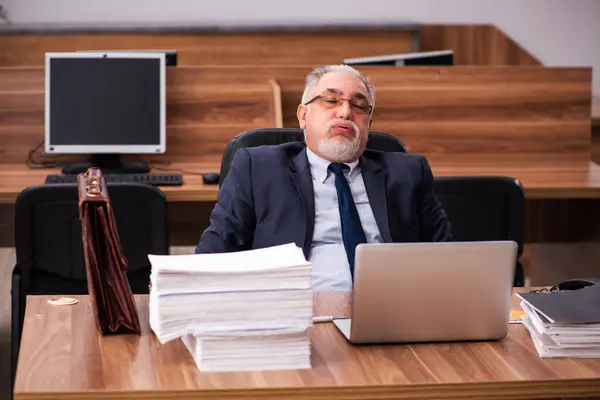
[3, 154, 600, 246]
[2, 155, 600, 204]
[14, 290, 600, 400]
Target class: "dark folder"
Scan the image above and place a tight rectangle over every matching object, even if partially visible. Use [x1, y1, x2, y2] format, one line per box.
[517, 284, 600, 324]
[77, 168, 141, 335]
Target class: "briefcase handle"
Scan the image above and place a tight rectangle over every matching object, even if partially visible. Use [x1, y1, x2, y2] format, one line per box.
[77, 168, 109, 203]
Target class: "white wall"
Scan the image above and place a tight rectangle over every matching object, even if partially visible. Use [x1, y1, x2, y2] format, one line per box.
[3, 0, 600, 96]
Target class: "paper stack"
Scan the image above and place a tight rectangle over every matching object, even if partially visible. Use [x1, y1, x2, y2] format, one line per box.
[181, 327, 311, 372]
[148, 243, 313, 372]
[517, 286, 600, 358]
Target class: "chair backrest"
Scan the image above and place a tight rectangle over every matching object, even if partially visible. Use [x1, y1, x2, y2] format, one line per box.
[219, 127, 407, 185]
[433, 176, 526, 286]
[11, 182, 170, 396]
[14, 182, 169, 295]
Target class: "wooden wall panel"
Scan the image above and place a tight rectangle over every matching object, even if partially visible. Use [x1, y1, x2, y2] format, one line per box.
[0, 25, 541, 68]
[420, 25, 541, 66]
[0, 68, 279, 164]
[176, 65, 590, 156]
[0, 30, 414, 67]
[0, 65, 591, 166]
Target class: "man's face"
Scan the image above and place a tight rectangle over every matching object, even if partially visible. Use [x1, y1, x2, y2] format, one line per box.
[297, 71, 372, 163]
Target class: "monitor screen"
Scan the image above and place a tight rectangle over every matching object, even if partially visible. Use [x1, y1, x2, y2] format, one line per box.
[343, 50, 454, 67]
[45, 52, 166, 154]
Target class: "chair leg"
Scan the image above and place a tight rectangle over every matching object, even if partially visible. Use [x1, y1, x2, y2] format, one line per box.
[514, 261, 525, 287]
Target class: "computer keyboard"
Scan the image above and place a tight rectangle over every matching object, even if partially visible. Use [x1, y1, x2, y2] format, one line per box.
[45, 173, 183, 186]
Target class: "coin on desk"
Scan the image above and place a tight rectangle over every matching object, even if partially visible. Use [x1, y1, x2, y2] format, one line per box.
[47, 297, 79, 306]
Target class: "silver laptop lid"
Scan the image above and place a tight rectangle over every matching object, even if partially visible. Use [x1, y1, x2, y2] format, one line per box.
[343, 241, 517, 344]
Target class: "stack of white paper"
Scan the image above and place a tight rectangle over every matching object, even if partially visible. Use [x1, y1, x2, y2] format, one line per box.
[520, 300, 600, 358]
[148, 243, 313, 372]
[181, 327, 311, 372]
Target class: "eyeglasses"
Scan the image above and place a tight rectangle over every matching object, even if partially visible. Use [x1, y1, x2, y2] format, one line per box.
[303, 90, 372, 115]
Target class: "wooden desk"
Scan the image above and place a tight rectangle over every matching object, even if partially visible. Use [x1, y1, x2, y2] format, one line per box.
[429, 155, 600, 200]
[2, 155, 600, 203]
[14, 291, 600, 400]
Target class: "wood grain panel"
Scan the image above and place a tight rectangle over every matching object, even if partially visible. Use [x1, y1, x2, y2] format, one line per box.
[173, 64, 586, 85]
[167, 85, 277, 125]
[1, 65, 589, 164]
[164, 65, 591, 156]
[0, 30, 414, 67]
[273, 67, 592, 155]
[372, 121, 590, 155]
[14, 292, 600, 399]
[420, 25, 541, 66]
[0, 67, 278, 164]
[428, 154, 600, 199]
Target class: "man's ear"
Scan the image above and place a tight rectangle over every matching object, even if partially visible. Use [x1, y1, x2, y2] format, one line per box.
[368, 116, 373, 130]
[297, 104, 307, 129]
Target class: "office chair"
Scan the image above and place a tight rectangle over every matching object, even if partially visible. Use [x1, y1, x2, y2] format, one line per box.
[433, 176, 526, 287]
[11, 183, 169, 393]
[218, 128, 407, 185]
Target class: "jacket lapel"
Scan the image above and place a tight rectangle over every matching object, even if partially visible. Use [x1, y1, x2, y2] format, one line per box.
[289, 148, 315, 258]
[361, 156, 393, 243]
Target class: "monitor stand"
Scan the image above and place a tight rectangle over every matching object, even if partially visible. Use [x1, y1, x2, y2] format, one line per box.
[61, 154, 150, 175]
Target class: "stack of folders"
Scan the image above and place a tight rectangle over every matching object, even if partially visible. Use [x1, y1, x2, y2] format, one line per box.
[148, 243, 313, 372]
[517, 284, 600, 358]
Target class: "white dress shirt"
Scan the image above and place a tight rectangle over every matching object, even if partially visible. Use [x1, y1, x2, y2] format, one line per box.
[306, 148, 383, 292]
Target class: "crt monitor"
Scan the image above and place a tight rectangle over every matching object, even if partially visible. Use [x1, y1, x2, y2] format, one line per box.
[343, 50, 454, 66]
[45, 51, 166, 174]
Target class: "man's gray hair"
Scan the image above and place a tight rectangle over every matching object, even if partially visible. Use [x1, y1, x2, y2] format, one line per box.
[301, 65, 376, 112]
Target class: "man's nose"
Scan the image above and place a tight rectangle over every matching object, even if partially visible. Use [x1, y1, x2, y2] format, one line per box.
[335, 100, 352, 119]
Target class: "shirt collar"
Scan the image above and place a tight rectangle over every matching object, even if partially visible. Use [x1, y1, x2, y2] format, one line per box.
[306, 147, 360, 184]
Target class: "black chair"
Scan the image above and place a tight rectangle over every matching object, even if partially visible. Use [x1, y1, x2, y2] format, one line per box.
[219, 128, 407, 185]
[11, 183, 169, 394]
[433, 176, 526, 287]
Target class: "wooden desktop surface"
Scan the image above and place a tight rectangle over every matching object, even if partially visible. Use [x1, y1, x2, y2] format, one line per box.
[2, 155, 600, 203]
[14, 290, 600, 400]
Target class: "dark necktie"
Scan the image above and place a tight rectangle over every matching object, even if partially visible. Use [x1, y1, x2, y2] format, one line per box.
[328, 163, 367, 279]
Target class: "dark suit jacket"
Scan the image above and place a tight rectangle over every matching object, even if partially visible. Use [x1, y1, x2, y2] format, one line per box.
[195, 142, 451, 257]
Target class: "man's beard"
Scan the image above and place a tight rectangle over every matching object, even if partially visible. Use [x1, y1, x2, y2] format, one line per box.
[317, 119, 365, 162]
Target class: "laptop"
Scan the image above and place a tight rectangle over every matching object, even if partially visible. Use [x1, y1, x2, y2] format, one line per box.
[333, 241, 518, 344]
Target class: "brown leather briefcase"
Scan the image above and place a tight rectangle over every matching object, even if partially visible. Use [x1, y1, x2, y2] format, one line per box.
[77, 168, 141, 335]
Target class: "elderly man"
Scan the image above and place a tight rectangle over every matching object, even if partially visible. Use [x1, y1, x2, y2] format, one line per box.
[195, 65, 451, 291]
